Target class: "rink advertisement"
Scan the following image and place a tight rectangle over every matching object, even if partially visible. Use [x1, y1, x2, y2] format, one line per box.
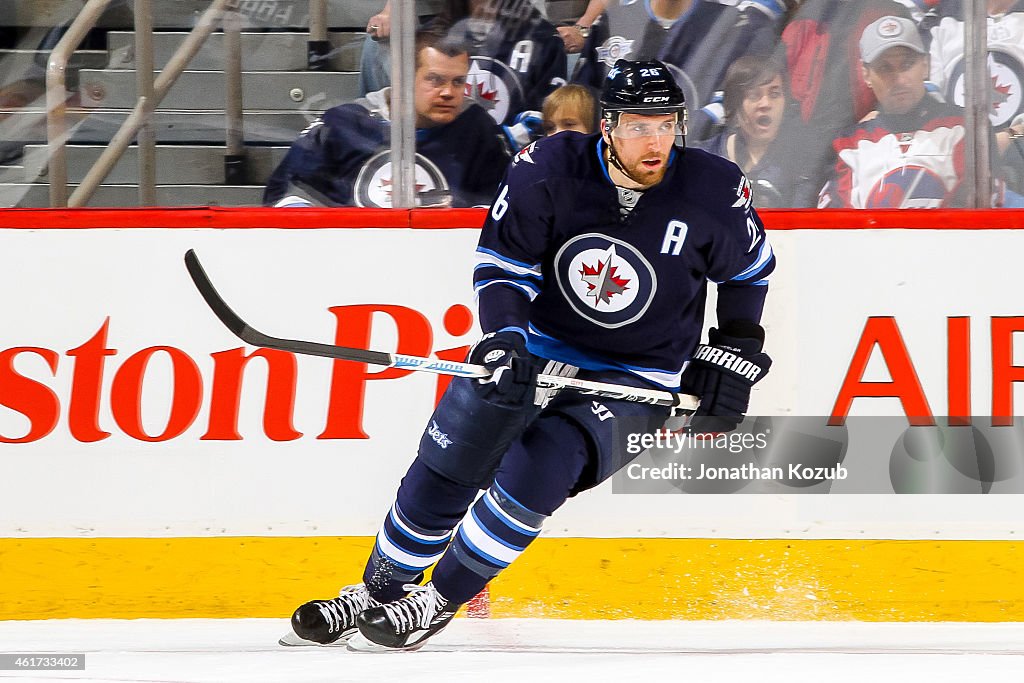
[2, 208, 1024, 620]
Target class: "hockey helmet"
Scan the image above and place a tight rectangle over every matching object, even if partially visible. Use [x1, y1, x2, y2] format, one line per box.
[601, 59, 687, 148]
[601, 59, 686, 118]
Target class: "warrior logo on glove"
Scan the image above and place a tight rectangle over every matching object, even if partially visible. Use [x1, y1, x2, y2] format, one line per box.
[691, 343, 765, 383]
[681, 320, 772, 434]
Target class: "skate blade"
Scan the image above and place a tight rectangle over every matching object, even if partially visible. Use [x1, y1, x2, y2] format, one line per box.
[346, 632, 428, 653]
[278, 630, 352, 647]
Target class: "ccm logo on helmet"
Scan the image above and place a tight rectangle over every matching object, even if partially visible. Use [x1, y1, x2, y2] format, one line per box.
[644, 96, 670, 103]
[693, 345, 763, 382]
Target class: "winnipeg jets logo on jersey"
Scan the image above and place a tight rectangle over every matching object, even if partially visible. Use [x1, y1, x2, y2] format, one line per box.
[427, 420, 452, 449]
[732, 175, 753, 210]
[554, 234, 657, 329]
[352, 151, 450, 208]
[868, 166, 949, 208]
[949, 52, 1024, 127]
[596, 36, 636, 67]
[513, 141, 538, 166]
[579, 245, 631, 305]
[465, 56, 527, 124]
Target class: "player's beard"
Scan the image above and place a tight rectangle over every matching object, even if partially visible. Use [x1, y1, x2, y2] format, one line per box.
[611, 141, 670, 187]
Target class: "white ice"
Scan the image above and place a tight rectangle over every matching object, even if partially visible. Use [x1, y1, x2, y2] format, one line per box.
[1, 618, 1023, 683]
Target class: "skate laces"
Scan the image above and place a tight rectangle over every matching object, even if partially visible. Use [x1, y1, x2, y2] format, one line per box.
[380, 583, 446, 633]
[317, 584, 374, 634]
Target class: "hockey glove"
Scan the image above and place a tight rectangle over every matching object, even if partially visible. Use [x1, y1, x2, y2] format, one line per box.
[502, 110, 544, 152]
[680, 321, 772, 434]
[468, 331, 537, 406]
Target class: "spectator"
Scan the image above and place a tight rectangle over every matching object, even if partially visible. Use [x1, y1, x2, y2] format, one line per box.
[777, 0, 916, 205]
[541, 83, 599, 135]
[264, 30, 509, 208]
[695, 56, 799, 207]
[656, 0, 794, 141]
[358, 1, 469, 96]
[573, 0, 689, 92]
[928, 0, 1024, 131]
[817, 15, 1020, 208]
[928, 0, 1024, 201]
[504, 83, 599, 152]
[556, 0, 607, 54]
[448, 0, 568, 126]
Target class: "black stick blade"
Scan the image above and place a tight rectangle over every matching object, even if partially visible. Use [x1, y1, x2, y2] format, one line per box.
[184, 249, 254, 340]
[183, 249, 393, 366]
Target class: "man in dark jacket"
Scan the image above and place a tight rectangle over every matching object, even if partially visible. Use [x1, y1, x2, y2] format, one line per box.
[264, 30, 509, 208]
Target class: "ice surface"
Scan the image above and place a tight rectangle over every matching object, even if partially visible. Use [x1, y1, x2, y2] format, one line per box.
[0, 618, 1023, 683]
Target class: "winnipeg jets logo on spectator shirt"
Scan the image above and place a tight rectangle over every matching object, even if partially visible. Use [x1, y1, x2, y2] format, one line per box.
[868, 166, 948, 208]
[555, 234, 657, 328]
[597, 36, 636, 67]
[465, 56, 526, 125]
[948, 52, 1024, 127]
[353, 151, 451, 208]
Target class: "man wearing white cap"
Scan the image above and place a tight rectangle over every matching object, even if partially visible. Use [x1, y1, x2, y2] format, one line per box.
[819, 15, 979, 207]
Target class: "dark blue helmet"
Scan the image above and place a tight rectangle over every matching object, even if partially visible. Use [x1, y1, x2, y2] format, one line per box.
[600, 59, 687, 149]
[600, 59, 686, 118]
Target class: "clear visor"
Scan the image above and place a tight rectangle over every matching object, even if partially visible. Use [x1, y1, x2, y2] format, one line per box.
[609, 114, 683, 140]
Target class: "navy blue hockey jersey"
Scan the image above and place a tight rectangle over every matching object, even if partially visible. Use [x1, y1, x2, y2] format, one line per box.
[449, 12, 567, 125]
[473, 133, 775, 390]
[263, 97, 509, 208]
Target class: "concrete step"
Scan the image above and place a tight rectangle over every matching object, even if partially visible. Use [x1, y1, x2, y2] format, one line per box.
[0, 49, 108, 83]
[5, 0, 382, 29]
[20, 143, 288, 184]
[105, 30, 366, 72]
[0, 182, 265, 208]
[78, 68, 359, 110]
[1, 107, 320, 145]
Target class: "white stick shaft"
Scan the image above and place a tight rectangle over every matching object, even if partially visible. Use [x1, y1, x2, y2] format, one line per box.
[391, 354, 696, 408]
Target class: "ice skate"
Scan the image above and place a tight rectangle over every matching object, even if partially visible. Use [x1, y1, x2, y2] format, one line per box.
[348, 582, 460, 652]
[279, 583, 379, 646]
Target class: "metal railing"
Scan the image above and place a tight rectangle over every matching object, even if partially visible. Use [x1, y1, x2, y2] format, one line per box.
[44, 0, 327, 207]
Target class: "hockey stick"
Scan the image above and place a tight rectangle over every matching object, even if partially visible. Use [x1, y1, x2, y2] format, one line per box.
[184, 249, 698, 410]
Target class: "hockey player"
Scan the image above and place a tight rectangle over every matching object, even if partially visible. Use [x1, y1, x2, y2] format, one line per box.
[263, 30, 509, 208]
[282, 59, 775, 652]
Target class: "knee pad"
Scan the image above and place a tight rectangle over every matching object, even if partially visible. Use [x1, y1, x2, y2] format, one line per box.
[417, 376, 541, 488]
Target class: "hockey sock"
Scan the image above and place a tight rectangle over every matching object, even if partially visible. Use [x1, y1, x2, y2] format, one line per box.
[363, 458, 478, 602]
[431, 415, 590, 604]
[432, 480, 547, 605]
